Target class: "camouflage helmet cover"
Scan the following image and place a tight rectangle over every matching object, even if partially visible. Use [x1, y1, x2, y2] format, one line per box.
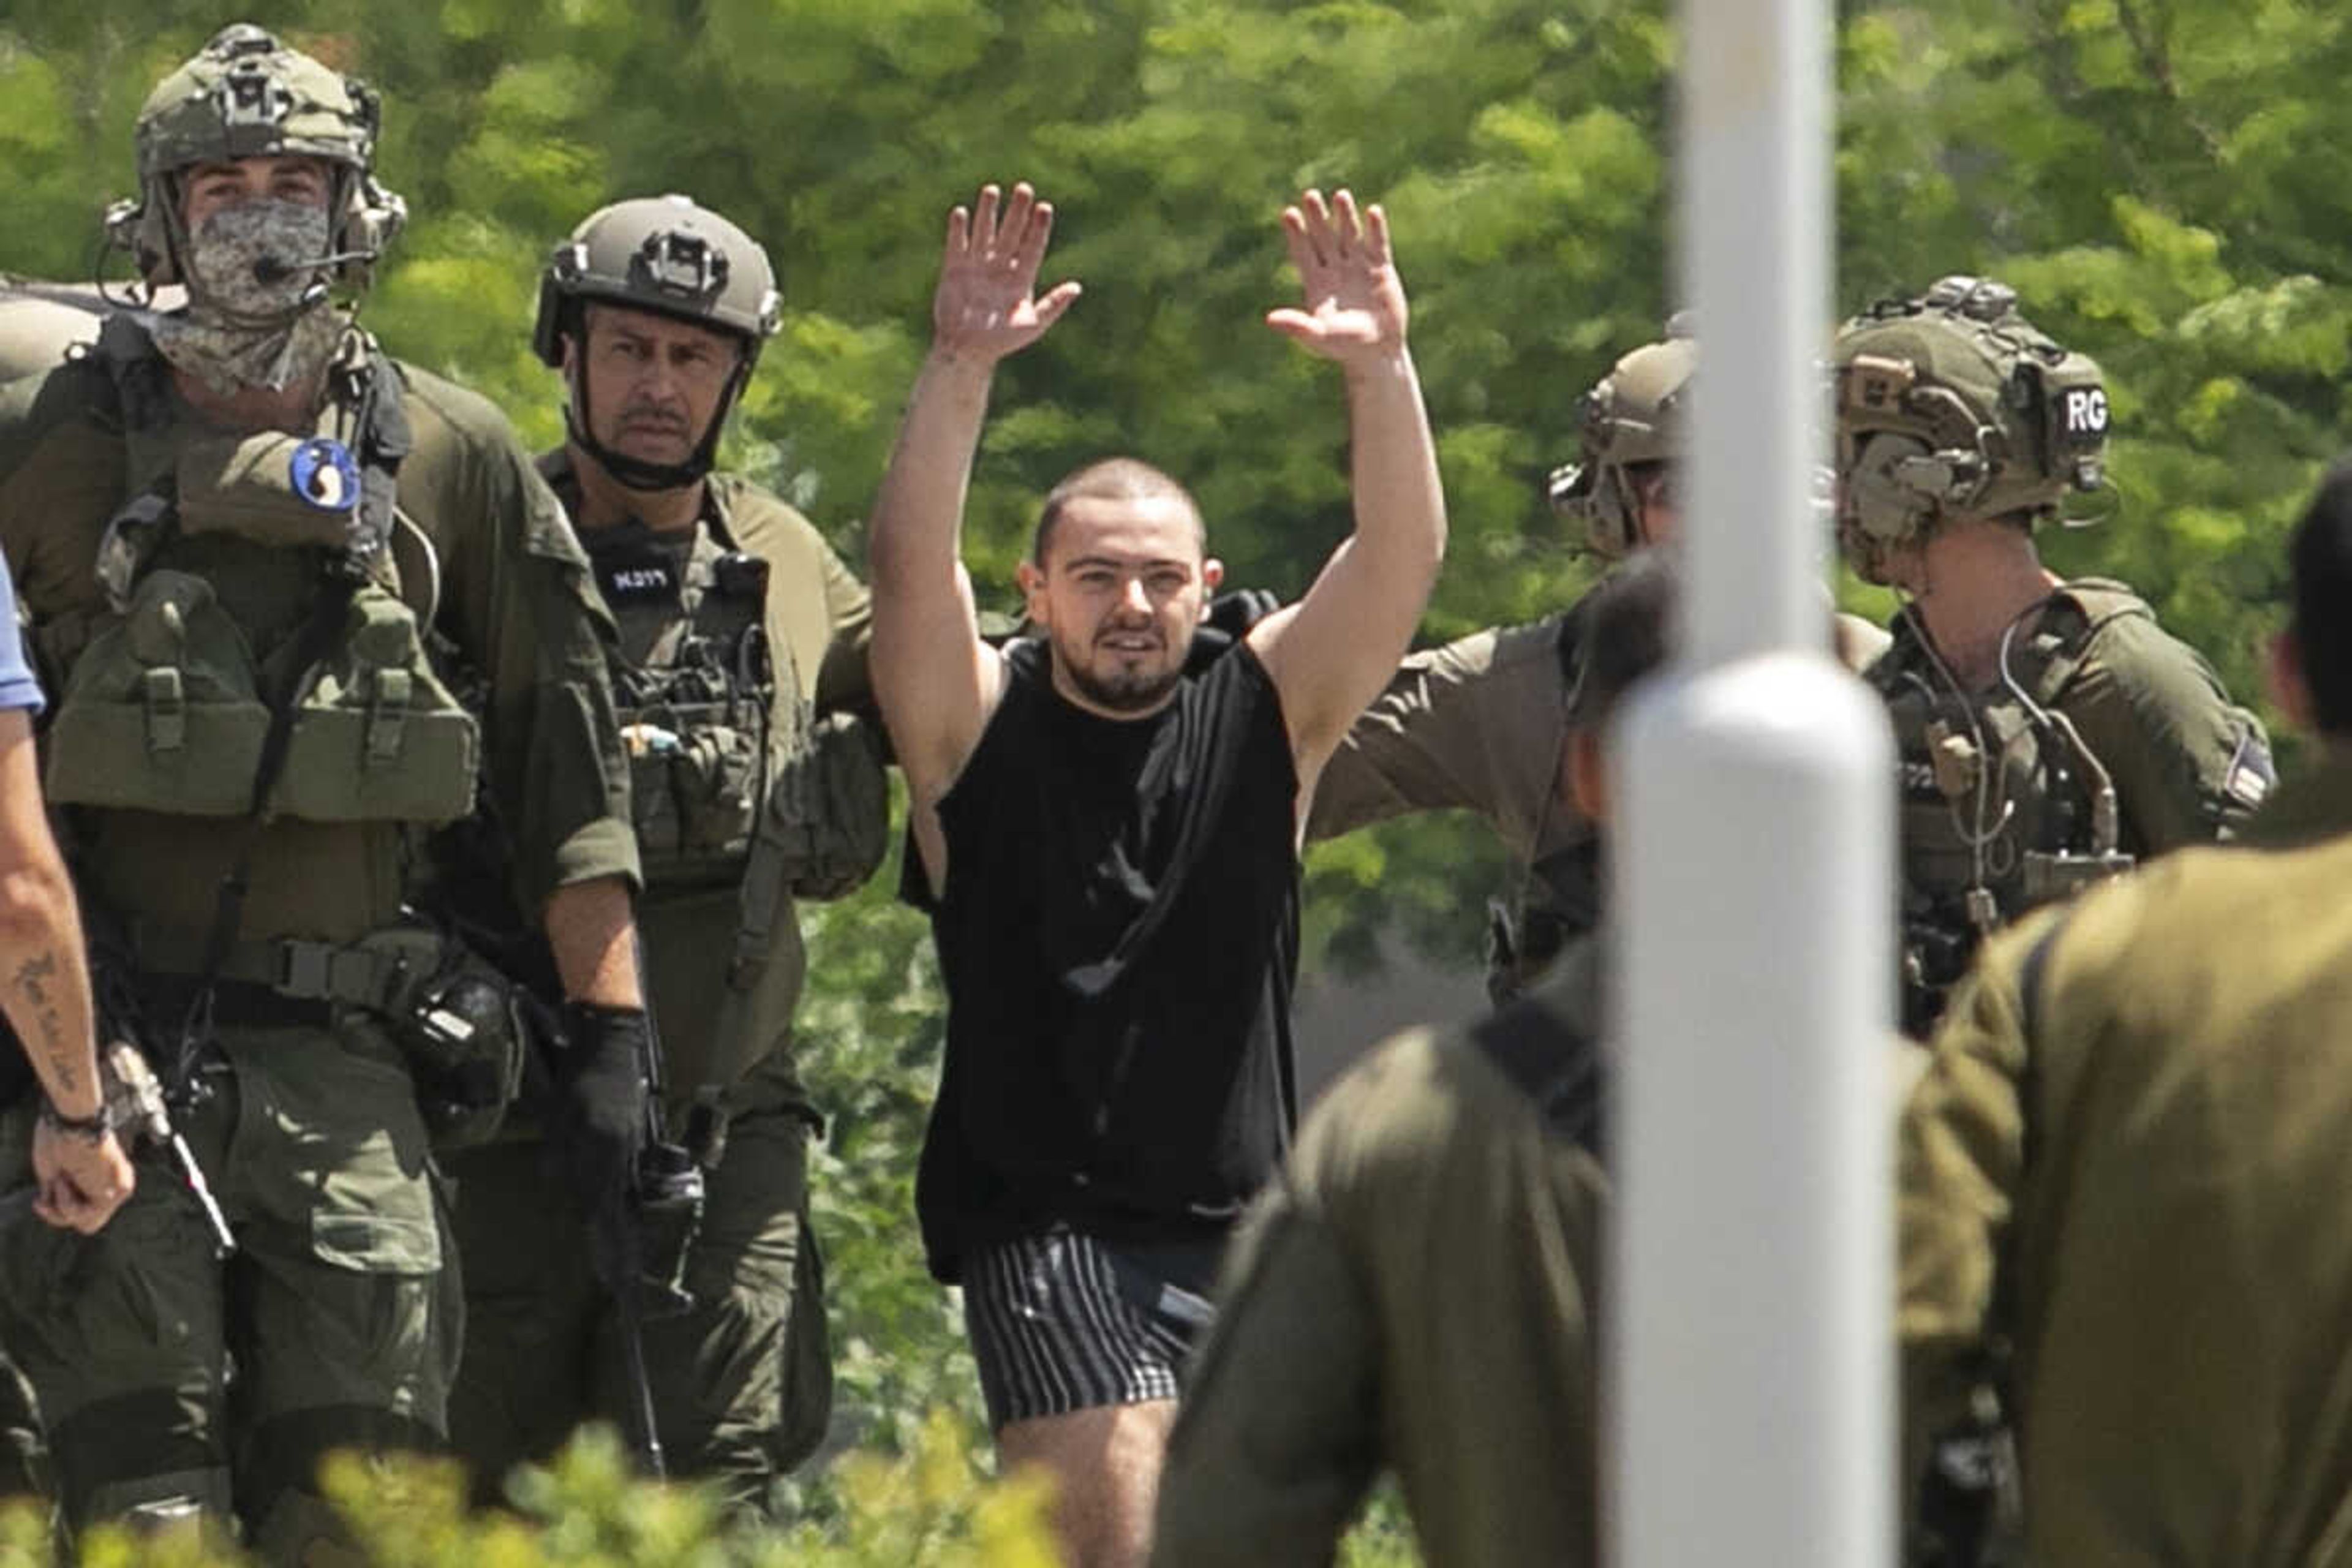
[532, 194, 782, 370]
[1551, 315, 1697, 557]
[108, 23, 405, 288]
[1831, 275, 2111, 583]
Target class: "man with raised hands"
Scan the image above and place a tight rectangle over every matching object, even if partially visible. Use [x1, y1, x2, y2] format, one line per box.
[869, 181, 1445, 1568]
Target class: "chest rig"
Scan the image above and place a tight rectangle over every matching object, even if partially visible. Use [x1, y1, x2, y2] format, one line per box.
[1874, 582, 2139, 1031]
[587, 516, 780, 892]
[42, 316, 478, 829]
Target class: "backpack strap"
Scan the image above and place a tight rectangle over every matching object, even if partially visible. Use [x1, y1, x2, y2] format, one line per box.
[1466, 944, 1606, 1158]
[2022, 579, 2152, 708]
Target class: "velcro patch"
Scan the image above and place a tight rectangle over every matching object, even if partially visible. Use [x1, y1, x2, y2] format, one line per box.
[595, 553, 681, 607]
[2225, 758, 2271, 809]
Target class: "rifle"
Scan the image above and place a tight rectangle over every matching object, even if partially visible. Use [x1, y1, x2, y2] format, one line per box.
[524, 988, 703, 1478]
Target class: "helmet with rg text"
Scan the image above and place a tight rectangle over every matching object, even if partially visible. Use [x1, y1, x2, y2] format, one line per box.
[1830, 274, 2113, 584]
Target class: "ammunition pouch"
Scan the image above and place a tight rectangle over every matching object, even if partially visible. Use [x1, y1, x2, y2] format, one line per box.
[627, 707, 762, 888]
[45, 570, 479, 826]
[762, 710, 889, 902]
[331, 924, 524, 1150]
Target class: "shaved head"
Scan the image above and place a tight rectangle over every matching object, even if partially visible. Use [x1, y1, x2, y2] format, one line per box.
[1034, 457, 1205, 566]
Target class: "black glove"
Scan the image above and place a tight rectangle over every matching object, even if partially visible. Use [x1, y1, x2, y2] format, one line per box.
[553, 1002, 652, 1210]
[1204, 587, 1281, 640]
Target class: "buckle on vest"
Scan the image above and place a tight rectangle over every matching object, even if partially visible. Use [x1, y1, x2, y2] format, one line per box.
[140, 666, 186, 753]
[364, 668, 410, 766]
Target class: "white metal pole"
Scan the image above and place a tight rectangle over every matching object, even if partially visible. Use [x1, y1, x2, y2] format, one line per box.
[1610, 0, 1895, 1564]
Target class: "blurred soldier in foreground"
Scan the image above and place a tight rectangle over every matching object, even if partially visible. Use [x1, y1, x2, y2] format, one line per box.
[1831, 275, 2269, 1037]
[872, 181, 1444, 1568]
[1897, 459, 2352, 1565]
[0, 25, 646, 1555]
[1308, 320, 1887, 1002]
[1153, 554, 1679, 1568]
[445, 193, 880, 1513]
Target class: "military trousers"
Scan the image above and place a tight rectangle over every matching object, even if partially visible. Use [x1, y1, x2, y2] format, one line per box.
[446, 1052, 831, 1519]
[0, 1352, 47, 1503]
[0, 1007, 457, 1556]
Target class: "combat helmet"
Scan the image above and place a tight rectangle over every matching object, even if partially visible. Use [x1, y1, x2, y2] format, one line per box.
[1831, 275, 2111, 585]
[105, 24, 406, 293]
[534, 194, 782, 491]
[1550, 315, 1697, 557]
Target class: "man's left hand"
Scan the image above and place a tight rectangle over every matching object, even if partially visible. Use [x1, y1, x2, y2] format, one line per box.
[1265, 189, 1409, 364]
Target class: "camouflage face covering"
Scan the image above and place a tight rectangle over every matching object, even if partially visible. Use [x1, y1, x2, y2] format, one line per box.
[150, 199, 343, 393]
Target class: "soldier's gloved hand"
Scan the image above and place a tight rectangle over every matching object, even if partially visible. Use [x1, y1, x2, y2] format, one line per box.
[553, 1003, 652, 1208]
[1204, 588, 1281, 641]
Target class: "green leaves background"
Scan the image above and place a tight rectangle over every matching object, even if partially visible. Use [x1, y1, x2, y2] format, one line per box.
[4, 0, 2343, 1543]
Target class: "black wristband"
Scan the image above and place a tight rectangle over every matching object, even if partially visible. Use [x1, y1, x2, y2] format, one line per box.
[39, 1097, 115, 1142]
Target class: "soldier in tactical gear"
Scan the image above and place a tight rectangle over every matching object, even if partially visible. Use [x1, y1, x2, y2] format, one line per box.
[1894, 459, 2352, 1567]
[443, 193, 879, 1515]
[1831, 276, 2272, 1038]
[1309, 320, 1887, 1001]
[0, 25, 649, 1558]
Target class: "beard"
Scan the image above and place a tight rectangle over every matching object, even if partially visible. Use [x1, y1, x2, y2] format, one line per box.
[1052, 627, 1184, 715]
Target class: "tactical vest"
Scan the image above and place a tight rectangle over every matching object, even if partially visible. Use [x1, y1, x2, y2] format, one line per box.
[584, 518, 778, 894]
[1872, 582, 2141, 1031]
[40, 318, 478, 829]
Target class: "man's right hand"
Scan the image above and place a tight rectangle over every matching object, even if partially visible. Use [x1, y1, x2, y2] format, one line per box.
[31, 1118, 134, 1235]
[929, 181, 1082, 365]
[554, 1002, 653, 1210]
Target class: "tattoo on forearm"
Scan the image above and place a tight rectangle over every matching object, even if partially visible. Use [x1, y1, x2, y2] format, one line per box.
[12, 951, 77, 1099]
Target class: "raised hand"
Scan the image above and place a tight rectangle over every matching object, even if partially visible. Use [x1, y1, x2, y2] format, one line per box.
[1265, 189, 1409, 364]
[931, 181, 1083, 364]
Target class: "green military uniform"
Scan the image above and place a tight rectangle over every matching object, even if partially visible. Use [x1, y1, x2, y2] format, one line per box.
[1830, 277, 2271, 1040]
[1152, 938, 1607, 1568]
[1898, 751, 2352, 1566]
[1871, 583, 2269, 1036]
[0, 312, 635, 1546]
[1310, 319, 1889, 1001]
[1309, 603, 1887, 999]
[448, 448, 872, 1510]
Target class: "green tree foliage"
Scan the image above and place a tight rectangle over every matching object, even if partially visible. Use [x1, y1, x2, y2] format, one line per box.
[0, 0, 2340, 1555]
[0, 1417, 1065, 1566]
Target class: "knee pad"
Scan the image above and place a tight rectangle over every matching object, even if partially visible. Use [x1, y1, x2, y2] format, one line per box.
[51, 1392, 227, 1532]
[76, 1466, 233, 1532]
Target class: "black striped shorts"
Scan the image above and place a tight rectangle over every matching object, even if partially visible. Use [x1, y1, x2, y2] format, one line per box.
[961, 1229, 1219, 1430]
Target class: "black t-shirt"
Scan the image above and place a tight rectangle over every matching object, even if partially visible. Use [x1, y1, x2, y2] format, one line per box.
[906, 634, 1301, 1283]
